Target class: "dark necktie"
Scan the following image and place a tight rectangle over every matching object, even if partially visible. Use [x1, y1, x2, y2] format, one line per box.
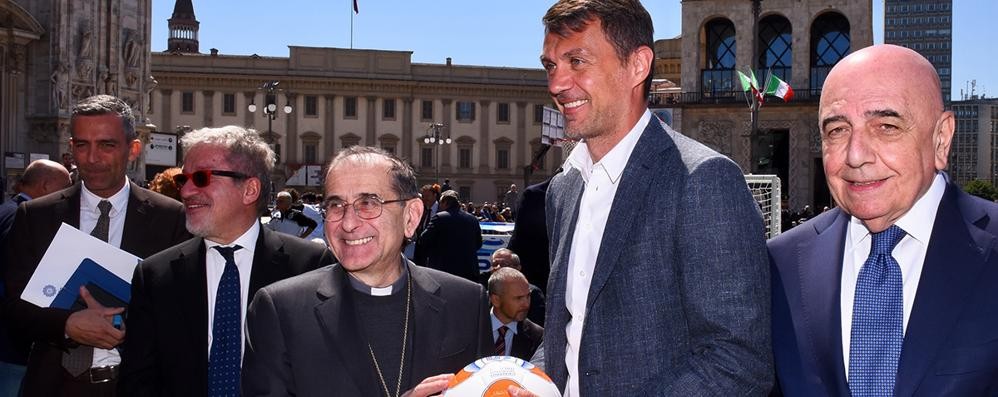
[62, 199, 113, 376]
[849, 225, 906, 397]
[494, 325, 508, 356]
[208, 245, 243, 397]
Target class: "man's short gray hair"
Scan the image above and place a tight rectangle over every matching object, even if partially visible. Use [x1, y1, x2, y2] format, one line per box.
[71, 95, 136, 141]
[326, 146, 419, 200]
[181, 125, 276, 212]
[488, 267, 528, 296]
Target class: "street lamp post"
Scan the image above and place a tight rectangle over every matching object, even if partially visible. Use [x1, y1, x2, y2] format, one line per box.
[422, 123, 451, 182]
[247, 80, 293, 158]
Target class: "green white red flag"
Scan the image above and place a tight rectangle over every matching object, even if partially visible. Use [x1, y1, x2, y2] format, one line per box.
[764, 74, 794, 102]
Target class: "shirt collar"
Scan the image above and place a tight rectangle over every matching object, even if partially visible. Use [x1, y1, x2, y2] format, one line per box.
[489, 309, 519, 335]
[81, 178, 130, 217]
[204, 221, 260, 255]
[564, 109, 652, 184]
[848, 172, 946, 245]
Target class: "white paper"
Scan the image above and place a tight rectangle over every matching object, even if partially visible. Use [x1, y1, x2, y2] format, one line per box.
[20, 223, 140, 308]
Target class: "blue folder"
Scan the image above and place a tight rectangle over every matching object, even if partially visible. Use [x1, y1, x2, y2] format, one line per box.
[50, 258, 131, 310]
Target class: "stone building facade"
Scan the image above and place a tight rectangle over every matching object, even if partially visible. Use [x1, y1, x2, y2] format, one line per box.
[1, 0, 155, 188]
[651, 0, 873, 211]
[149, 46, 556, 203]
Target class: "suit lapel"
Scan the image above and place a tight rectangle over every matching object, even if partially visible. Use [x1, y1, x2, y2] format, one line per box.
[313, 265, 379, 396]
[894, 186, 994, 395]
[58, 184, 83, 228]
[410, 263, 445, 379]
[584, 120, 666, 312]
[797, 209, 850, 395]
[172, 239, 210, 386]
[248, 227, 290, 297]
[545, 168, 583, 386]
[121, 182, 151, 254]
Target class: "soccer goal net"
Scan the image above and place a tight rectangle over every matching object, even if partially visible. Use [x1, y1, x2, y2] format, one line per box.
[744, 174, 782, 239]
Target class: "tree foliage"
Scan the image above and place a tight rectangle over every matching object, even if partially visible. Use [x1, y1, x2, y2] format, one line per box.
[964, 179, 998, 201]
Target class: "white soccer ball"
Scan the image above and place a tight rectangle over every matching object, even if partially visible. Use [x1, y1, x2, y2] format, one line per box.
[443, 356, 561, 397]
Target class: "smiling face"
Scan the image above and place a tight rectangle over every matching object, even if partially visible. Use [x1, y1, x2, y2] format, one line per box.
[819, 45, 954, 232]
[180, 144, 260, 244]
[541, 18, 652, 160]
[323, 156, 422, 283]
[70, 114, 141, 198]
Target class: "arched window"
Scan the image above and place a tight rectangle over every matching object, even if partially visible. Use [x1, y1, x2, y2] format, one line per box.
[758, 15, 792, 83]
[810, 12, 850, 90]
[701, 18, 736, 95]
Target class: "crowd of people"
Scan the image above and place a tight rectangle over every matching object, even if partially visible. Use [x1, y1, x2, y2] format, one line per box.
[0, 0, 995, 396]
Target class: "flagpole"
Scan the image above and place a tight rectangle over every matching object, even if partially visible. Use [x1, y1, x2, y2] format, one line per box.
[350, 0, 354, 49]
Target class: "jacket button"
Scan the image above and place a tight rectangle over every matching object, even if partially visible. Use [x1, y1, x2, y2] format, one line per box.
[584, 370, 599, 376]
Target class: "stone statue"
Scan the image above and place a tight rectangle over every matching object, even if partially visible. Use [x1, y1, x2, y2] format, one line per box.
[123, 36, 140, 68]
[51, 63, 69, 111]
[79, 30, 93, 59]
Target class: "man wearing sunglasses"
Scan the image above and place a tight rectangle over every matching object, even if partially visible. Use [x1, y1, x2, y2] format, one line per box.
[2, 95, 190, 396]
[242, 146, 491, 397]
[117, 125, 334, 396]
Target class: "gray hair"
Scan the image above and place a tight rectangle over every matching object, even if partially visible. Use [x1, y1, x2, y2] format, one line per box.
[71, 95, 137, 141]
[181, 125, 276, 212]
[488, 267, 528, 296]
[490, 248, 521, 268]
[326, 146, 419, 200]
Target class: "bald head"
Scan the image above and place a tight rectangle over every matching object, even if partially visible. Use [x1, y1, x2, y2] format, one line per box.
[822, 44, 944, 116]
[818, 44, 955, 232]
[17, 159, 72, 199]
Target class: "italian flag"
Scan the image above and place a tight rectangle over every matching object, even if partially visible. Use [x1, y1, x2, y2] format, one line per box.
[764, 74, 794, 102]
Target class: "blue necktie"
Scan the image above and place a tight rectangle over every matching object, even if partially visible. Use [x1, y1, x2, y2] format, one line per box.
[849, 225, 906, 397]
[208, 245, 243, 397]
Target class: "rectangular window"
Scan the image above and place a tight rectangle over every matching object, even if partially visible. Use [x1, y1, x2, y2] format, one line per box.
[304, 143, 317, 164]
[459, 186, 472, 201]
[421, 100, 434, 121]
[421, 147, 434, 168]
[534, 104, 545, 123]
[383, 98, 396, 119]
[181, 92, 194, 113]
[459, 148, 472, 169]
[304, 95, 318, 116]
[222, 93, 236, 114]
[497, 149, 509, 169]
[497, 103, 510, 123]
[344, 97, 358, 118]
[456, 101, 476, 121]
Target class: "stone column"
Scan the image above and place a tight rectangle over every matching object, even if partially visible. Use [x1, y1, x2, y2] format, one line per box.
[516, 102, 528, 177]
[441, 99, 453, 171]
[478, 100, 491, 170]
[202, 90, 214, 127]
[324, 94, 336, 161]
[402, 98, 413, 159]
[243, 91, 256, 129]
[160, 89, 173, 136]
[286, 93, 298, 163]
[366, 96, 377, 145]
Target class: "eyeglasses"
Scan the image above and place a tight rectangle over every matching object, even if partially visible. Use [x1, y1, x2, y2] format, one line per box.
[173, 169, 250, 188]
[323, 195, 416, 222]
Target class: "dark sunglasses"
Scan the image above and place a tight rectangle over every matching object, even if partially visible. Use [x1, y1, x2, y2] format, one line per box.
[173, 169, 250, 188]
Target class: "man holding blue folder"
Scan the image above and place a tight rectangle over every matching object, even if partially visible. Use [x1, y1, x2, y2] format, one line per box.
[2, 95, 189, 396]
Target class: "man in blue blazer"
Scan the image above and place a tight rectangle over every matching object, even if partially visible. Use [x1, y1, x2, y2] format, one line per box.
[769, 45, 998, 396]
[515, 1, 773, 396]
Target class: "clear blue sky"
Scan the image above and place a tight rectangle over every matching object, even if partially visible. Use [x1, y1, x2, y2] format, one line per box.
[152, 0, 995, 101]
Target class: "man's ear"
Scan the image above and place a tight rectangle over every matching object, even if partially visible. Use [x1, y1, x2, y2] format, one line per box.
[933, 110, 955, 170]
[127, 139, 142, 162]
[628, 46, 654, 92]
[403, 198, 424, 239]
[243, 178, 262, 206]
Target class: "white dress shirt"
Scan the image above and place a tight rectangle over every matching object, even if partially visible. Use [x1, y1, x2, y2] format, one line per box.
[840, 172, 946, 375]
[490, 310, 517, 357]
[79, 179, 131, 368]
[562, 110, 651, 397]
[204, 221, 260, 360]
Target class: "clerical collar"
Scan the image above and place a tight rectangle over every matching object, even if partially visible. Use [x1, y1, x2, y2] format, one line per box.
[347, 259, 410, 297]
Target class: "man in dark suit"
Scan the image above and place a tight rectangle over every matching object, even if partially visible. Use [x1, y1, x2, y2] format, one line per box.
[487, 267, 543, 361]
[489, 248, 545, 327]
[518, 2, 773, 396]
[242, 146, 491, 397]
[0, 159, 71, 394]
[770, 45, 998, 396]
[2, 95, 190, 396]
[506, 178, 552, 293]
[417, 190, 483, 282]
[117, 126, 334, 396]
